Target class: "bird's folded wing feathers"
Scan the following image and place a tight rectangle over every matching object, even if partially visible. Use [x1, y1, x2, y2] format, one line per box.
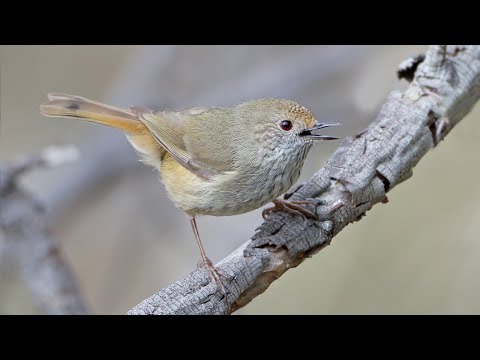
[132, 107, 219, 179]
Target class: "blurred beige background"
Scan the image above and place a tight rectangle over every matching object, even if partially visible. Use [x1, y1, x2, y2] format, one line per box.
[0, 45, 479, 314]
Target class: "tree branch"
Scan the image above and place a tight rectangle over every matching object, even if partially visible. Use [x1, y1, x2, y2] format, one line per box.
[127, 45, 480, 315]
[0, 146, 88, 314]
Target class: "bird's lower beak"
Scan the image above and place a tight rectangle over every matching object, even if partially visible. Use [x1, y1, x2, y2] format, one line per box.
[299, 122, 341, 140]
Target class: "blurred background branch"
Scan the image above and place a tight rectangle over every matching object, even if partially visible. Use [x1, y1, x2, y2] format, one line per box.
[128, 45, 480, 315]
[0, 146, 88, 314]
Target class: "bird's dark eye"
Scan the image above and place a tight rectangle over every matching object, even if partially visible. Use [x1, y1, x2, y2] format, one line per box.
[280, 120, 293, 131]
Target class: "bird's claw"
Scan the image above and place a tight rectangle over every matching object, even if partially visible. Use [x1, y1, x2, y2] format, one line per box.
[262, 197, 345, 223]
[262, 198, 319, 221]
[198, 258, 228, 299]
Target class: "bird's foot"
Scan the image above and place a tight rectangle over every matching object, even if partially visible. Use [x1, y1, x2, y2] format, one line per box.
[262, 198, 319, 221]
[198, 257, 228, 298]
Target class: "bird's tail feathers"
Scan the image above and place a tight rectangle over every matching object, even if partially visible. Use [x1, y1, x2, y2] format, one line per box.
[40, 93, 144, 133]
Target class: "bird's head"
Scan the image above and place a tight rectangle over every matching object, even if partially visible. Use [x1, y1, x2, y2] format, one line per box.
[236, 99, 340, 155]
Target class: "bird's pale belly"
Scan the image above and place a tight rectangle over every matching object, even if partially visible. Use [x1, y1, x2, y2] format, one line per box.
[160, 152, 307, 217]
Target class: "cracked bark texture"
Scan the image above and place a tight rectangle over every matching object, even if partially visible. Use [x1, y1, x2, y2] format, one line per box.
[127, 45, 480, 315]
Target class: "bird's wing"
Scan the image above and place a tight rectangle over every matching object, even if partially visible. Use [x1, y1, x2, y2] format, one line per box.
[132, 106, 220, 179]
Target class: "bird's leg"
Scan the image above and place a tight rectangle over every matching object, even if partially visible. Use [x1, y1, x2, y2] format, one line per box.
[189, 217, 227, 296]
[262, 198, 319, 221]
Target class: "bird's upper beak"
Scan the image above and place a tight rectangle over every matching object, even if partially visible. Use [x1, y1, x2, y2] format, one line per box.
[299, 122, 341, 140]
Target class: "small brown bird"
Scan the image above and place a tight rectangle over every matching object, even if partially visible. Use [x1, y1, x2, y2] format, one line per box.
[40, 94, 339, 289]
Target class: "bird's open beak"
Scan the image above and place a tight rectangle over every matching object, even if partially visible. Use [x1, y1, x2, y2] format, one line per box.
[299, 122, 341, 140]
